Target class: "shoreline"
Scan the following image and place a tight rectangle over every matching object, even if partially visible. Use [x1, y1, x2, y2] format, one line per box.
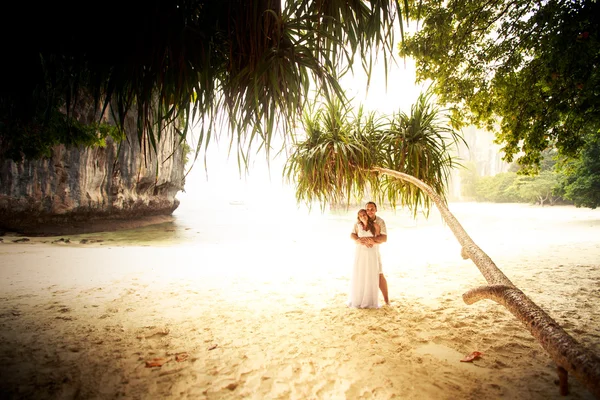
[1, 203, 599, 399]
[0, 214, 177, 237]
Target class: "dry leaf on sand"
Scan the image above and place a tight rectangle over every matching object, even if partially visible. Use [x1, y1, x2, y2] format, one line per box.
[460, 351, 483, 362]
[145, 357, 170, 368]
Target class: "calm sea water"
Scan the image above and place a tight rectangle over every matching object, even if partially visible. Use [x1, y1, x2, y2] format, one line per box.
[65, 152, 600, 277]
[79, 185, 600, 268]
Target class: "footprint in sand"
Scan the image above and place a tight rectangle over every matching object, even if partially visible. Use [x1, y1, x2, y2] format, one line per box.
[136, 326, 171, 340]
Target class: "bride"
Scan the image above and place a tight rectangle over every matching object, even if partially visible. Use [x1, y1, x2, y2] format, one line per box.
[348, 209, 381, 308]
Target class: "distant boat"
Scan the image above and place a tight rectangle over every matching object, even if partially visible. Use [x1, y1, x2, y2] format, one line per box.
[229, 200, 245, 206]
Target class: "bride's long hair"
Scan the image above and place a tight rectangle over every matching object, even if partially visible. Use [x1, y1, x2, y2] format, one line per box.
[357, 209, 376, 236]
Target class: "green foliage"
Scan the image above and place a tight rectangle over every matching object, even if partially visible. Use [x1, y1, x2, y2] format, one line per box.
[0, 108, 123, 160]
[0, 1, 406, 163]
[400, 0, 600, 170]
[558, 133, 600, 208]
[471, 148, 567, 204]
[459, 161, 478, 199]
[474, 173, 521, 203]
[515, 171, 561, 205]
[181, 141, 193, 167]
[284, 92, 464, 215]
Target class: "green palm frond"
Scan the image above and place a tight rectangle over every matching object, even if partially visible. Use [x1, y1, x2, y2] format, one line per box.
[1, 1, 406, 164]
[285, 92, 465, 215]
[376, 92, 466, 215]
[284, 99, 377, 209]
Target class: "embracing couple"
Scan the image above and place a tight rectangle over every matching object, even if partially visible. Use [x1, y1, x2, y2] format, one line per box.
[348, 201, 390, 309]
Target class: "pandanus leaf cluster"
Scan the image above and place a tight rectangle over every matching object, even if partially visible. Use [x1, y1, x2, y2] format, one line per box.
[0, 1, 406, 163]
[284, 92, 465, 215]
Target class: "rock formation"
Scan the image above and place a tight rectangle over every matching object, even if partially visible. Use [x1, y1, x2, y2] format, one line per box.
[0, 111, 186, 235]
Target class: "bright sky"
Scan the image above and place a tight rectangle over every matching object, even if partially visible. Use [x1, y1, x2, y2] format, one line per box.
[180, 37, 428, 209]
[340, 55, 428, 115]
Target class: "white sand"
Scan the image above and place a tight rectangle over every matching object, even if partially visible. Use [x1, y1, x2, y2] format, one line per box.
[0, 202, 599, 399]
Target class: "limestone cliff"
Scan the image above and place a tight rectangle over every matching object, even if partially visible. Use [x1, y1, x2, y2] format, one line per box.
[0, 112, 186, 235]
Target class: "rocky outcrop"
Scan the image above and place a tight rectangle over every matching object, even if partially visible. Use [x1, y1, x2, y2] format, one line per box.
[0, 111, 186, 235]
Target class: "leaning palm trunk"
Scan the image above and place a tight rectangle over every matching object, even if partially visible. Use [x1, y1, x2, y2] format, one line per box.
[373, 167, 600, 398]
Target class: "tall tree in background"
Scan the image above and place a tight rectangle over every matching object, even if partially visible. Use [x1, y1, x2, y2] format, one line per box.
[558, 133, 600, 208]
[400, 0, 600, 171]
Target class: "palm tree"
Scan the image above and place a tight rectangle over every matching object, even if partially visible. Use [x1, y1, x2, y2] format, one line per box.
[284, 92, 463, 213]
[284, 93, 600, 398]
[3, 1, 599, 396]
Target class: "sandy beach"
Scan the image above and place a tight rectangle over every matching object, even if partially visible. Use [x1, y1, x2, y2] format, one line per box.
[1, 202, 599, 399]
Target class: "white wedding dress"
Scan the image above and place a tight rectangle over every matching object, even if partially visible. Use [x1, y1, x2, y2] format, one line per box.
[348, 224, 380, 308]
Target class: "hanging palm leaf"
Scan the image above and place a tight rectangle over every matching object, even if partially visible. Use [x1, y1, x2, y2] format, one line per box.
[376, 92, 465, 215]
[284, 91, 465, 215]
[0, 0, 405, 163]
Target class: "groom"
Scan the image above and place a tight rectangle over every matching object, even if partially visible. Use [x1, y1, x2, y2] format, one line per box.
[350, 201, 390, 305]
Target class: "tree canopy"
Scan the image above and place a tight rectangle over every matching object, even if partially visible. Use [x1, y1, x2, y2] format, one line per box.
[284, 92, 464, 214]
[0, 1, 405, 162]
[400, 0, 600, 171]
[558, 133, 600, 208]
